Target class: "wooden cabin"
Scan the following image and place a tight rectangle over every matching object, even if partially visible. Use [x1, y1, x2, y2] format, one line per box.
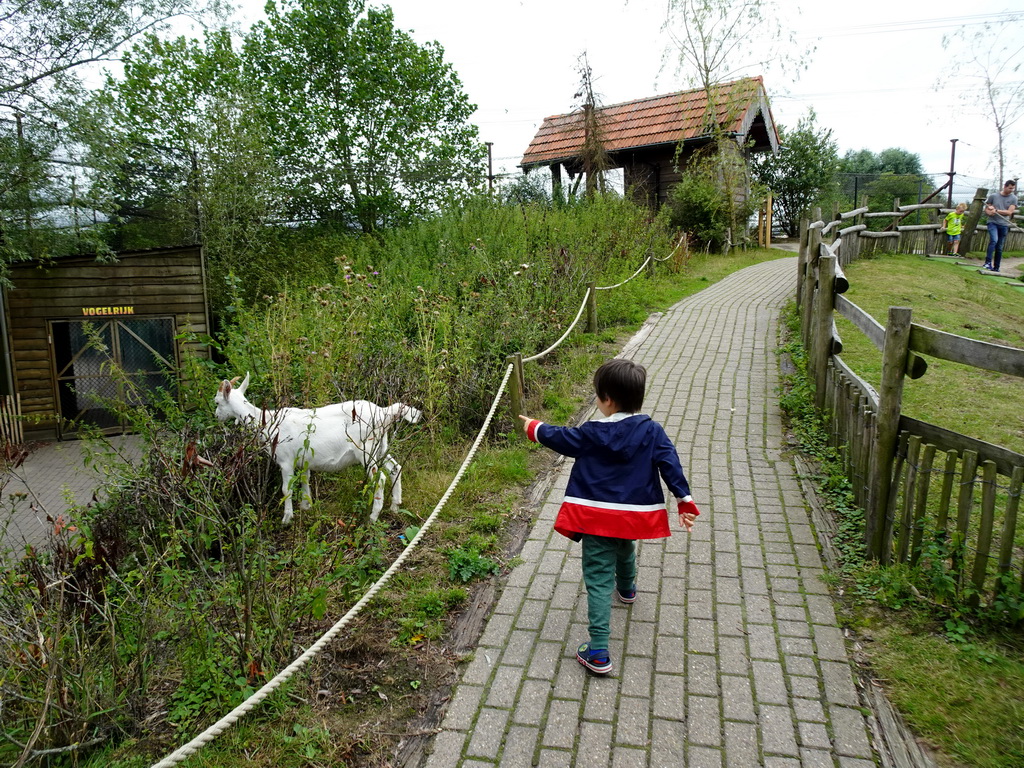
[1, 245, 211, 440]
[520, 77, 779, 207]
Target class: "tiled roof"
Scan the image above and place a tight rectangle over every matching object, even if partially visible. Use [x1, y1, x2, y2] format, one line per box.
[520, 77, 775, 169]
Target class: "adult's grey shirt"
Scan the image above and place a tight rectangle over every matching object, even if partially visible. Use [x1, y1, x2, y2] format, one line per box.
[985, 191, 1018, 227]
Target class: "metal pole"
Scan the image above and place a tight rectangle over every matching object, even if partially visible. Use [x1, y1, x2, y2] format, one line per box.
[485, 142, 494, 194]
[947, 138, 958, 208]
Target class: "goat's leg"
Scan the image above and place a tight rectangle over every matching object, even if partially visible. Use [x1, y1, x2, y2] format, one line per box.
[299, 464, 312, 510]
[279, 464, 295, 525]
[367, 463, 386, 522]
[383, 454, 403, 511]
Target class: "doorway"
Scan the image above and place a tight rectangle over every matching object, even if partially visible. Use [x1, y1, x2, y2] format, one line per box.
[49, 317, 177, 437]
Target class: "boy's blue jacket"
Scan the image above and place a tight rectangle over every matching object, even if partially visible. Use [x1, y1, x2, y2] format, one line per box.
[524, 413, 692, 540]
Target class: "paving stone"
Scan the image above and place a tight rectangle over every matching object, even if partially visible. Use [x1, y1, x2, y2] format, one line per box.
[724, 720, 761, 767]
[752, 660, 788, 704]
[830, 705, 873, 758]
[498, 726, 539, 768]
[687, 652, 720, 696]
[721, 674, 756, 722]
[653, 673, 686, 720]
[687, 695, 722, 747]
[583, 673, 618, 722]
[650, 718, 686, 768]
[442, 684, 485, 730]
[814, 624, 850, 661]
[611, 747, 648, 768]
[619, 654, 653, 697]
[536, 749, 573, 768]
[512, 679, 552, 726]
[799, 747, 834, 768]
[759, 703, 799, 757]
[527, 641, 562, 680]
[541, 699, 579, 749]
[614, 695, 651, 747]
[821, 660, 860, 707]
[424, 729, 468, 768]
[688, 745, 725, 768]
[576, 721, 613, 768]
[466, 707, 511, 759]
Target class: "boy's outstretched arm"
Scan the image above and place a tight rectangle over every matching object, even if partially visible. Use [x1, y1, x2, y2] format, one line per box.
[677, 496, 700, 532]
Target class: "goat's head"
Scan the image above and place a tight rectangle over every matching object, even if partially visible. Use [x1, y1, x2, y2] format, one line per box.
[214, 372, 251, 422]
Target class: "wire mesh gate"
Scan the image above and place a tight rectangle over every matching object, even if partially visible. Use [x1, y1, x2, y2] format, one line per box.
[49, 317, 178, 437]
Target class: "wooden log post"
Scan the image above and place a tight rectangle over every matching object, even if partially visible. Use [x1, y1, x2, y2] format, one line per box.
[801, 216, 822, 348]
[797, 216, 809, 306]
[867, 306, 913, 560]
[959, 187, 988, 255]
[646, 248, 655, 278]
[508, 353, 525, 425]
[811, 255, 837, 412]
[586, 283, 597, 333]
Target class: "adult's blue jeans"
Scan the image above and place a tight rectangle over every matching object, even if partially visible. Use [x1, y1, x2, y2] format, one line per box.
[986, 222, 1010, 270]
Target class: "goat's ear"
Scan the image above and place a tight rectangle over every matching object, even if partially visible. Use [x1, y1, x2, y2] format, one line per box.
[238, 372, 250, 396]
[218, 380, 230, 396]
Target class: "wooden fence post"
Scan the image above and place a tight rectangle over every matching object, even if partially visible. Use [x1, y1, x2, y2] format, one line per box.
[801, 211, 822, 349]
[867, 306, 913, 560]
[796, 217, 809, 307]
[811, 255, 837, 412]
[508, 353, 525, 424]
[586, 282, 597, 333]
[646, 249, 655, 278]
[959, 187, 988, 255]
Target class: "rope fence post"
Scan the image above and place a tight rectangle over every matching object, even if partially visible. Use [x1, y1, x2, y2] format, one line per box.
[586, 284, 597, 333]
[645, 248, 655, 278]
[508, 353, 525, 421]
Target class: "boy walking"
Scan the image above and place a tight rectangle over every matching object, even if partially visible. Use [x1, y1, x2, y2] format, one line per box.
[519, 358, 699, 675]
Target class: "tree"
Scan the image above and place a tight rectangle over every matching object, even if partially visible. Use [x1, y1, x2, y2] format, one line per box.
[661, 0, 808, 250]
[750, 110, 839, 236]
[663, 0, 806, 97]
[941, 20, 1023, 183]
[574, 52, 613, 198]
[0, 0, 212, 272]
[838, 147, 931, 212]
[243, 0, 484, 233]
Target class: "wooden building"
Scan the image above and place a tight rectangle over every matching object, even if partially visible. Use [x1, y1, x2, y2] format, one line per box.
[1, 245, 211, 440]
[520, 77, 779, 207]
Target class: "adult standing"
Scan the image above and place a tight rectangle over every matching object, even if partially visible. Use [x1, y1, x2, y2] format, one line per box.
[983, 179, 1018, 271]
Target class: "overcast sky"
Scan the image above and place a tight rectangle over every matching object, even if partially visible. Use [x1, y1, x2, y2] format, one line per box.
[238, 0, 1023, 197]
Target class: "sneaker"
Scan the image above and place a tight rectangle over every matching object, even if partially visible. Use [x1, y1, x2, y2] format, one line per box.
[616, 585, 637, 604]
[576, 643, 612, 674]
[984, 263, 993, 270]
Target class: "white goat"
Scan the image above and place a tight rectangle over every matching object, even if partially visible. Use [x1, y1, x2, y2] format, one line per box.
[214, 373, 421, 524]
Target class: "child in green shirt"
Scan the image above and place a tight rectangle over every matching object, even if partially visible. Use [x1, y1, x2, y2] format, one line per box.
[942, 202, 967, 255]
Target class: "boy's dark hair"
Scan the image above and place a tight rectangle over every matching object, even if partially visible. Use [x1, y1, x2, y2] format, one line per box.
[1004, 179, 1017, 188]
[593, 358, 646, 413]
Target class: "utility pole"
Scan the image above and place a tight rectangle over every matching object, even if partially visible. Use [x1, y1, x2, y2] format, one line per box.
[485, 142, 494, 194]
[947, 139, 958, 208]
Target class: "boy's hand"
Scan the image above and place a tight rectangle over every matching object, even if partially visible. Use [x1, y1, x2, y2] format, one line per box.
[518, 415, 532, 436]
[678, 498, 700, 532]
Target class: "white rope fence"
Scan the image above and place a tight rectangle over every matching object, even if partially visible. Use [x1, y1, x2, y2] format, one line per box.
[150, 364, 515, 768]
[522, 289, 592, 363]
[148, 235, 682, 766]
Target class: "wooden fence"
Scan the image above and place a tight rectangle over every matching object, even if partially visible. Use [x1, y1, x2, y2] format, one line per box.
[814, 186, 1024, 266]
[1, 394, 24, 448]
[797, 212, 1024, 606]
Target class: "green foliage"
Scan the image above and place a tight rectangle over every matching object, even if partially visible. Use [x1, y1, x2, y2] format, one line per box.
[243, 0, 484, 232]
[666, 144, 759, 252]
[838, 147, 933, 215]
[446, 547, 500, 583]
[750, 109, 840, 236]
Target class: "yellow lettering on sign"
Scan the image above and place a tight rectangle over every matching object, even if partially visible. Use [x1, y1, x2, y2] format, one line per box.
[80, 306, 136, 316]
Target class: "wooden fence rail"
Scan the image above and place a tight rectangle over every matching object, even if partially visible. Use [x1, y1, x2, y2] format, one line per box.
[798, 209, 1024, 606]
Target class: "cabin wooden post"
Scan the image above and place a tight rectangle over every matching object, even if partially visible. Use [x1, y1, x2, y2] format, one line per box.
[959, 187, 988, 255]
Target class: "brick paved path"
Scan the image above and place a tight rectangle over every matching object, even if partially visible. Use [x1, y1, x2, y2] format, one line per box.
[1, 435, 142, 552]
[422, 257, 876, 768]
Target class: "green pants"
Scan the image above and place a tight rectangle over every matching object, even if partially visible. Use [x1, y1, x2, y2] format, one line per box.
[581, 534, 637, 649]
